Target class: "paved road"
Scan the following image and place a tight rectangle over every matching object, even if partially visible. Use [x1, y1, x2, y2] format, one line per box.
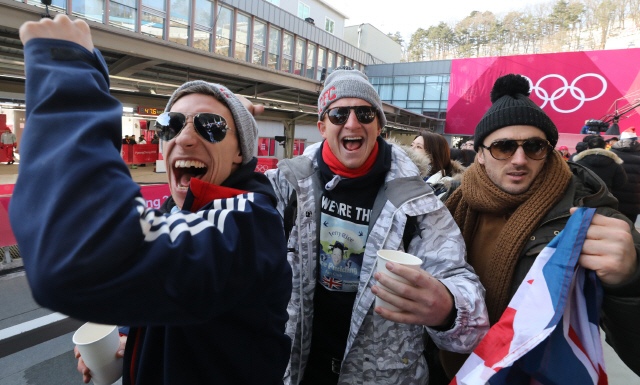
[1, 269, 638, 384]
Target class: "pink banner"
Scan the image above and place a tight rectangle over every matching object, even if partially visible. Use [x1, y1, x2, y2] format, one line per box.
[446, 48, 640, 137]
[132, 144, 159, 164]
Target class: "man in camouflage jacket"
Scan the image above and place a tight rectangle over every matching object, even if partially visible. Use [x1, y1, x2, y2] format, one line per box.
[266, 67, 489, 385]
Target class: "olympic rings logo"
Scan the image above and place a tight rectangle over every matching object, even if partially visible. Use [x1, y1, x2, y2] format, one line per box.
[522, 74, 607, 114]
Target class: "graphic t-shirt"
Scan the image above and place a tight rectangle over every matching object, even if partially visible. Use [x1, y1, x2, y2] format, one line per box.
[301, 138, 390, 384]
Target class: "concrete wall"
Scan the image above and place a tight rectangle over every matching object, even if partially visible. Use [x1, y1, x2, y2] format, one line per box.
[344, 24, 401, 64]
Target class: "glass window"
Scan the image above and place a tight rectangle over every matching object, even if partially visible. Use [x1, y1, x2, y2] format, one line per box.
[408, 84, 424, 100]
[392, 101, 406, 108]
[268, 27, 281, 70]
[316, 47, 326, 81]
[265, 0, 279, 5]
[215, 7, 233, 56]
[306, 43, 316, 79]
[379, 85, 393, 100]
[297, 1, 310, 19]
[394, 76, 409, 84]
[295, 39, 305, 75]
[407, 101, 422, 108]
[143, 0, 165, 10]
[109, 0, 136, 31]
[393, 84, 408, 100]
[73, 0, 104, 22]
[325, 17, 334, 34]
[327, 51, 335, 74]
[193, 0, 213, 51]
[336, 55, 343, 67]
[253, 20, 266, 66]
[410, 76, 426, 83]
[380, 77, 393, 85]
[195, 0, 212, 26]
[424, 83, 442, 100]
[423, 101, 439, 109]
[28, 0, 66, 12]
[170, 0, 191, 46]
[142, 12, 165, 39]
[235, 13, 250, 61]
[370, 77, 378, 85]
[282, 33, 294, 73]
[440, 101, 449, 109]
[425, 75, 440, 83]
[441, 83, 450, 100]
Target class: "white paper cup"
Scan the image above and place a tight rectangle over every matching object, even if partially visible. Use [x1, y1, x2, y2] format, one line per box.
[72, 323, 123, 385]
[375, 250, 423, 312]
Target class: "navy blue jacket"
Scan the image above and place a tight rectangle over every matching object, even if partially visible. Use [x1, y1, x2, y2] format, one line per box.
[10, 39, 291, 385]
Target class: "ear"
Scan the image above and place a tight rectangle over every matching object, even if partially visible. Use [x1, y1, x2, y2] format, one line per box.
[232, 145, 243, 165]
[477, 148, 486, 165]
[318, 120, 328, 140]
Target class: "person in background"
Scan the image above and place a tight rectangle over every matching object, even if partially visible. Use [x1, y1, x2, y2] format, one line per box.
[610, 127, 640, 223]
[460, 136, 474, 150]
[573, 135, 627, 193]
[557, 145, 570, 161]
[450, 148, 476, 168]
[151, 134, 160, 144]
[411, 132, 466, 201]
[606, 137, 619, 150]
[1, 128, 17, 165]
[568, 141, 588, 162]
[138, 135, 147, 144]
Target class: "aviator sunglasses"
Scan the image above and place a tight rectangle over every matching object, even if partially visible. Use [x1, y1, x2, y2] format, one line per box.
[480, 138, 552, 160]
[154, 112, 232, 143]
[323, 106, 378, 125]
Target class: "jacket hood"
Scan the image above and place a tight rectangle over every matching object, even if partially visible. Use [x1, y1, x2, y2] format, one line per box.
[384, 138, 431, 176]
[572, 148, 624, 165]
[611, 138, 640, 152]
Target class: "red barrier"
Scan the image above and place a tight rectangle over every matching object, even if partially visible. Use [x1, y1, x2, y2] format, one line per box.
[0, 184, 171, 247]
[132, 144, 159, 163]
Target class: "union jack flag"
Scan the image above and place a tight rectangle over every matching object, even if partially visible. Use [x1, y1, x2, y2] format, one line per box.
[452, 207, 608, 385]
[322, 275, 342, 290]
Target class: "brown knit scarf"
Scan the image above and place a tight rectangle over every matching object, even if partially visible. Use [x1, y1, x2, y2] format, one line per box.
[446, 150, 572, 325]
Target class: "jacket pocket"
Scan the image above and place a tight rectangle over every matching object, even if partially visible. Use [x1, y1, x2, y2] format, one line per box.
[372, 312, 424, 370]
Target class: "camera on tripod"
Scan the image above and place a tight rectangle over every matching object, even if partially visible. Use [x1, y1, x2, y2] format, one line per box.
[584, 119, 610, 132]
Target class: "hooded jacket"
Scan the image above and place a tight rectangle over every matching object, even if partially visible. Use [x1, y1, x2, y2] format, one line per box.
[572, 147, 627, 192]
[610, 139, 640, 222]
[266, 142, 489, 385]
[10, 39, 292, 385]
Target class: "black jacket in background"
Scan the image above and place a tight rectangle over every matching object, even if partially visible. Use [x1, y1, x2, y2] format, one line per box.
[610, 139, 640, 222]
[572, 148, 627, 193]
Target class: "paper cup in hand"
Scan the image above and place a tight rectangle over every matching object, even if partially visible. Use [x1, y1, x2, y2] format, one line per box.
[72, 323, 123, 385]
[375, 250, 422, 312]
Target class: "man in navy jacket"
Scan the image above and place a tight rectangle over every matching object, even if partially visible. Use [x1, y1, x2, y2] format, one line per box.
[11, 15, 291, 385]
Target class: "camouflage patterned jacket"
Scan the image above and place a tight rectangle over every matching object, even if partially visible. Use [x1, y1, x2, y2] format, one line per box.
[266, 142, 489, 385]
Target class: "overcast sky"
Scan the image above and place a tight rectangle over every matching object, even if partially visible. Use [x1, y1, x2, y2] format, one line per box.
[322, 0, 551, 43]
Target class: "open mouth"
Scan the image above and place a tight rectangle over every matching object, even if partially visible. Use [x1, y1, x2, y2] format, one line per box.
[342, 136, 363, 151]
[173, 160, 208, 190]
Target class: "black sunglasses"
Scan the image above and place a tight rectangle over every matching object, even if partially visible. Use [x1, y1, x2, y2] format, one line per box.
[480, 138, 552, 160]
[323, 106, 378, 125]
[154, 112, 231, 143]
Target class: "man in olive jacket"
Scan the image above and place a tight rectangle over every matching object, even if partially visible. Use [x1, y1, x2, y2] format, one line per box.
[442, 74, 640, 378]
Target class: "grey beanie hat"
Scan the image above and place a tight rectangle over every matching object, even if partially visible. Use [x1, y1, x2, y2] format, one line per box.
[318, 66, 387, 127]
[474, 74, 557, 151]
[164, 80, 258, 164]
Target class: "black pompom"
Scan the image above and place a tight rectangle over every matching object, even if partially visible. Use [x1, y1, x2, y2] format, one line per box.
[490, 74, 530, 103]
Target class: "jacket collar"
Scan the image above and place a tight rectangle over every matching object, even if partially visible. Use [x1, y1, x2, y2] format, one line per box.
[572, 148, 624, 164]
